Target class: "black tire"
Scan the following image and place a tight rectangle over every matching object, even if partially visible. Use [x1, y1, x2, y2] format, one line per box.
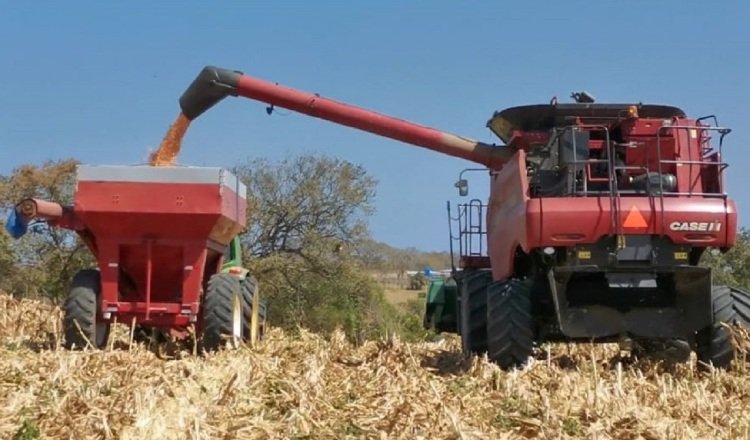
[63, 269, 110, 350]
[200, 273, 244, 352]
[696, 285, 737, 369]
[240, 275, 267, 341]
[486, 279, 535, 369]
[259, 300, 268, 338]
[730, 286, 750, 327]
[450, 272, 466, 335]
[459, 270, 492, 355]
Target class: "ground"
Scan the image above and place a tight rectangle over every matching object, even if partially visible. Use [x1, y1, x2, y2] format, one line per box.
[2, 293, 750, 439]
[383, 287, 422, 306]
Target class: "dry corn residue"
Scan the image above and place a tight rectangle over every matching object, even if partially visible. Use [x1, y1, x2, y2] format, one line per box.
[149, 113, 191, 167]
[2, 293, 750, 440]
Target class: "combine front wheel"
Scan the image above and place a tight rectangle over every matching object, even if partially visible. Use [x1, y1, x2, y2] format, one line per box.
[696, 285, 738, 369]
[695, 285, 750, 369]
[460, 270, 492, 355]
[200, 273, 244, 352]
[486, 279, 534, 369]
[63, 269, 110, 350]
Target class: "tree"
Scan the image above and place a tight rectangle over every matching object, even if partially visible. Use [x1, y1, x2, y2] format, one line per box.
[231, 154, 414, 342]
[699, 228, 750, 288]
[0, 227, 15, 287]
[233, 154, 376, 260]
[0, 159, 94, 300]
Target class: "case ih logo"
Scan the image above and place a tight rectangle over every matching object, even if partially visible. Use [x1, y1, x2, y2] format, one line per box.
[669, 221, 722, 232]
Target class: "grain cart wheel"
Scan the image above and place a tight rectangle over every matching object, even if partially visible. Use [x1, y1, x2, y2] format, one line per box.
[486, 279, 534, 370]
[239, 275, 266, 346]
[459, 270, 492, 356]
[63, 269, 110, 350]
[696, 285, 737, 370]
[200, 273, 244, 352]
[258, 300, 268, 339]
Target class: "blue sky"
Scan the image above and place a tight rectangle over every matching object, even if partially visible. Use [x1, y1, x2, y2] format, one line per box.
[1, 2, 749, 252]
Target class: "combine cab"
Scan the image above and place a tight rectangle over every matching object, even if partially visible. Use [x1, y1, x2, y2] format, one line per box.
[158, 66, 749, 369]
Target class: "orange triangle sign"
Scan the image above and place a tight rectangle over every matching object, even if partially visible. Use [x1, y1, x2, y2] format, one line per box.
[623, 206, 648, 228]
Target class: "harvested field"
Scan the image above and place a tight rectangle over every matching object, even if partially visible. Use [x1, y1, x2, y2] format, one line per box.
[383, 287, 421, 306]
[2, 293, 750, 440]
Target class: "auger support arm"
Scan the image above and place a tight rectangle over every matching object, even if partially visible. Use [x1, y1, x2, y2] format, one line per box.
[178, 65, 512, 168]
[5, 198, 78, 239]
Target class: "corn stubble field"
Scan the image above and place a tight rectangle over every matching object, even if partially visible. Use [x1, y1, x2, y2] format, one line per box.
[2, 294, 750, 440]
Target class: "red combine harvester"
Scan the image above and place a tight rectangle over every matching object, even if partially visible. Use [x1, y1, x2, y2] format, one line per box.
[169, 65, 749, 369]
[6, 165, 266, 351]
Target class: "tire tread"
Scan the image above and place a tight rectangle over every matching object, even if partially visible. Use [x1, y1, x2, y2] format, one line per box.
[486, 279, 534, 369]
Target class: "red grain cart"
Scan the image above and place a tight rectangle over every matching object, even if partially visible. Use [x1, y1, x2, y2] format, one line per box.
[7, 165, 265, 351]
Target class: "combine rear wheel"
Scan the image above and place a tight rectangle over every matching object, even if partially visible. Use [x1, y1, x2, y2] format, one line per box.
[731, 286, 750, 327]
[63, 269, 110, 350]
[486, 279, 534, 369]
[695, 285, 750, 369]
[459, 270, 492, 355]
[200, 273, 244, 352]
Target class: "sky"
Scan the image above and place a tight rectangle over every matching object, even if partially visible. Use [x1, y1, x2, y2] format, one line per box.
[1, 1, 749, 252]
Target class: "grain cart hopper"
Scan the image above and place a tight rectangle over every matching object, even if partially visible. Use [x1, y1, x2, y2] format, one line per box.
[5, 165, 266, 351]
[170, 65, 749, 369]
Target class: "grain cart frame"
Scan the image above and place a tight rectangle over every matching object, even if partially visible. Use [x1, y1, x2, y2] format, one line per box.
[169, 65, 749, 369]
[6, 165, 267, 352]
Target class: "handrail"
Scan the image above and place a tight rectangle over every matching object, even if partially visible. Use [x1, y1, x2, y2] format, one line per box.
[446, 200, 489, 264]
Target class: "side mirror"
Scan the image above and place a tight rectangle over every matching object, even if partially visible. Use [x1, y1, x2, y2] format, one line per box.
[455, 179, 469, 196]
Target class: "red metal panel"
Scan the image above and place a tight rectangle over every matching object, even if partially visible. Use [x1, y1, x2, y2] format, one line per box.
[98, 240, 209, 325]
[525, 196, 732, 248]
[74, 180, 246, 217]
[487, 150, 530, 280]
[724, 199, 738, 248]
[622, 118, 664, 136]
[97, 239, 120, 316]
[74, 181, 246, 242]
[107, 302, 191, 327]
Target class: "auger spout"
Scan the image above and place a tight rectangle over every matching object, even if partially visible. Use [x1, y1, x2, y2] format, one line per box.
[177, 65, 512, 168]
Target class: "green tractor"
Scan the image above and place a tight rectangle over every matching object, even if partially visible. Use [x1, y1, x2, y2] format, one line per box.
[215, 236, 269, 348]
[423, 275, 460, 333]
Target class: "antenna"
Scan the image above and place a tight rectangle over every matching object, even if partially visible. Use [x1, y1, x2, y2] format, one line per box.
[571, 91, 596, 103]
